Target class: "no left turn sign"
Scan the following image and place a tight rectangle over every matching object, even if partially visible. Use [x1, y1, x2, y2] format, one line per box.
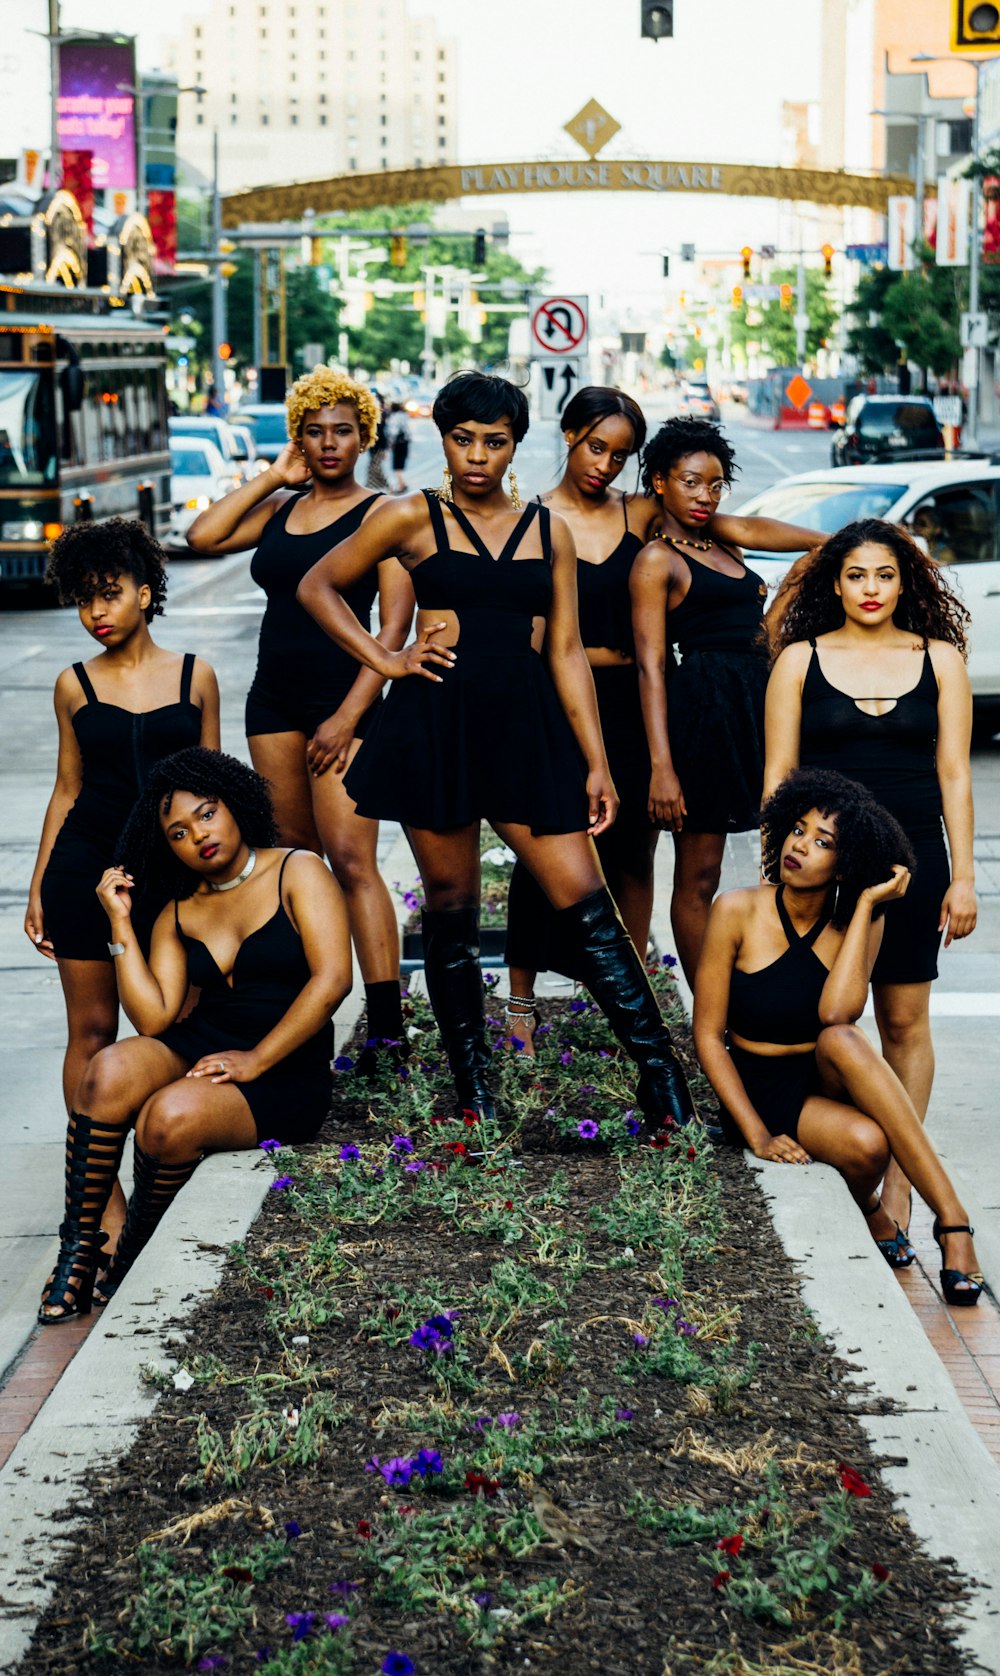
[529, 294, 588, 358]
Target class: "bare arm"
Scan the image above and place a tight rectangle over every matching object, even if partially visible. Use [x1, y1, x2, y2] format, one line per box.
[932, 642, 977, 945]
[25, 671, 86, 958]
[545, 514, 617, 836]
[193, 658, 222, 751]
[306, 556, 416, 776]
[630, 541, 685, 830]
[762, 643, 809, 801]
[712, 514, 826, 553]
[816, 887, 894, 1025]
[186, 442, 309, 554]
[96, 870, 191, 1035]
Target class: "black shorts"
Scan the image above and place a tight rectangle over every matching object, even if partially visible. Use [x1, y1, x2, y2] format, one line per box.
[871, 829, 949, 986]
[719, 1043, 823, 1145]
[245, 680, 381, 741]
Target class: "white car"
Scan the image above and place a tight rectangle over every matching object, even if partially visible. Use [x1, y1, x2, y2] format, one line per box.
[169, 415, 255, 485]
[736, 461, 1000, 721]
[166, 438, 241, 550]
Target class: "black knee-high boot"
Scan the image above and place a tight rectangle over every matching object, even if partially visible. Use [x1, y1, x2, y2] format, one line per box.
[38, 1110, 129, 1324]
[556, 889, 696, 1133]
[421, 906, 495, 1120]
[96, 1142, 199, 1302]
[356, 979, 409, 1079]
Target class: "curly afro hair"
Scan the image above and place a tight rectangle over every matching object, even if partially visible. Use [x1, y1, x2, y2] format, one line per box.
[640, 417, 739, 496]
[768, 518, 970, 660]
[117, 747, 278, 903]
[46, 517, 168, 620]
[760, 768, 915, 929]
[285, 366, 380, 451]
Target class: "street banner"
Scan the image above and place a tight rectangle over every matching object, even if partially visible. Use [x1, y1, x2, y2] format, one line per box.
[887, 197, 915, 270]
[936, 177, 972, 267]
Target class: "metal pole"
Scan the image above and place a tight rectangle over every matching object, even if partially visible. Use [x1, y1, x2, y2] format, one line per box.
[795, 241, 807, 364]
[135, 77, 146, 217]
[210, 129, 227, 403]
[278, 246, 287, 367]
[914, 114, 926, 244]
[966, 60, 982, 449]
[49, 0, 60, 189]
[253, 249, 263, 370]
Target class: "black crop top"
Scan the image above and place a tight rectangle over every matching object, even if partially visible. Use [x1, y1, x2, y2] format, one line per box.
[666, 544, 768, 658]
[412, 492, 553, 649]
[728, 886, 831, 1045]
[543, 496, 642, 654]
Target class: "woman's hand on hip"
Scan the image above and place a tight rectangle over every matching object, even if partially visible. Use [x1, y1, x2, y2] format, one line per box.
[96, 866, 134, 927]
[940, 877, 977, 946]
[187, 1049, 263, 1085]
[385, 623, 456, 682]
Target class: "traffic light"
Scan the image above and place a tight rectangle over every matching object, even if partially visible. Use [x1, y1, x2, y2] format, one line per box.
[821, 242, 834, 277]
[390, 234, 407, 267]
[640, 1, 673, 38]
[952, 0, 1000, 49]
[740, 245, 752, 279]
[731, 285, 744, 308]
[218, 342, 232, 361]
[662, 255, 670, 278]
[473, 227, 487, 265]
[779, 282, 793, 311]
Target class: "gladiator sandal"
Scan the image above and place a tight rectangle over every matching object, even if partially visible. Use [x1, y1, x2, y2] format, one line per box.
[421, 906, 496, 1121]
[37, 1110, 128, 1325]
[555, 888, 696, 1135]
[95, 1142, 199, 1304]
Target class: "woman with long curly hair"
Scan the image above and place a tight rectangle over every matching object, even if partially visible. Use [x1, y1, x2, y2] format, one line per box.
[37, 749, 350, 1323]
[187, 368, 414, 1071]
[27, 519, 219, 1260]
[764, 519, 976, 1237]
[694, 770, 982, 1302]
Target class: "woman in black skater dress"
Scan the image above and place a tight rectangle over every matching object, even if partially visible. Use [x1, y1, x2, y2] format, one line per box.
[765, 519, 975, 1235]
[298, 371, 694, 1132]
[695, 768, 982, 1305]
[188, 367, 414, 1065]
[26, 519, 218, 1249]
[37, 749, 350, 1322]
[630, 418, 823, 986]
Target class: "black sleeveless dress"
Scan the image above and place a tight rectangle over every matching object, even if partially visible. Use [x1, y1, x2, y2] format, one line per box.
[344, 492, 589, 834]
[158, 851, 333, 1143]
[666, 544, 769, 833]
[41, 654, 202, 961]
[799, 644, 949, 983]
[245, 491, 385, 739]
[720, 886, 830, 1144]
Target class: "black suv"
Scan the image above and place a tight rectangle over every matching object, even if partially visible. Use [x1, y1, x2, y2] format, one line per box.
[831, 395, 944, 467]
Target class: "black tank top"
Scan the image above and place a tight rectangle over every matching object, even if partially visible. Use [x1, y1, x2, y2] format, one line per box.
[537, 495, 642, 654]
[799, 644, 942, 836]
[666, 544, 768, 659]
[251, 492, 382, 697]
[728, 886, 831, 1045]
[414, 491, 553, 653]
[61, 654, 201, 848]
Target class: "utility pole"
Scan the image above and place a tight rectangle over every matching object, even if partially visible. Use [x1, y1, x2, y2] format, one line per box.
[210, 128, 227, 402]
[967, 59, 983, 447]
[795, 241, 808, 364]
[48, 0, 60, 189]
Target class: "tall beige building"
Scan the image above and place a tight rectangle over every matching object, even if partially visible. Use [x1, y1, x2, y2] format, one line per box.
[166, 0, 458, 193]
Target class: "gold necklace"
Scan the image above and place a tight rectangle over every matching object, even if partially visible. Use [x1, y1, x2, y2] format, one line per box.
[662, 533, 713, 551]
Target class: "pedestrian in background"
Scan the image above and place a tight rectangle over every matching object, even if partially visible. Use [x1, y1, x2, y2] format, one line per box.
[387, 401, 412, 491]
[366, 391, 392, 491]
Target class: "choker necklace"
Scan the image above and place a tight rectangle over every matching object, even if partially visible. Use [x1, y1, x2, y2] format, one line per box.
[208, 848, 256, 892]
[662, 533, 713, 551]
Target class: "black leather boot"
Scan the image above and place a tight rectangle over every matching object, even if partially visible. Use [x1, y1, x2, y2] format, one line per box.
[96, 1142, 199, 1303]
[556, 889, 696, 1133]
[421, 906, 496, 1120]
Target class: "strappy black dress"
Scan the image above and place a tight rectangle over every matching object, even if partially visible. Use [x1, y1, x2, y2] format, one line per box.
[157, 851, 333, 1144]
[720, 886, 831, 1144]
[344, 492, 589, 835]
[41, 655, 202, 961]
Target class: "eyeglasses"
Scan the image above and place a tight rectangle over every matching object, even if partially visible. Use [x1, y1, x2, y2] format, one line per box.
[670, 473, 730, 501]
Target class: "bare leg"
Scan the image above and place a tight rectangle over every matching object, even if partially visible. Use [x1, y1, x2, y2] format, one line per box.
[311, 738, 399, 984]
[873, 981, 934, 1231]
[670, 830, 727, 987]
[601, 824, 660, 960]
[248, 731, 323, 853]
[405, 823, 482, 912]
[491, 824, 604, 909]
[55, 958, 125, 1245]
[505, 963, 539, 1058]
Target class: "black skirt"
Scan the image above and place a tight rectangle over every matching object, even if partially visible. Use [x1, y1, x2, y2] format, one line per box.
[158, 1012, 333, 1145]
[872, 826, 949, 985]
[719, 1042, 823, 1145]
[668, 648, 769, 834]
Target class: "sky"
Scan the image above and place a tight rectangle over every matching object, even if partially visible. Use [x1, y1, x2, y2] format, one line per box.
[8, 0, 823, 313]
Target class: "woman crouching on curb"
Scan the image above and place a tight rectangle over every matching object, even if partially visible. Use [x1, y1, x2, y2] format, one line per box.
[37, 748, 350, 1323]
[693, 768, 984, 1305]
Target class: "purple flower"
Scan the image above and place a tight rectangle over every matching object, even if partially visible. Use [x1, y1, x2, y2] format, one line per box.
[509, 1035, 525, 1052]
[382, 1656, 416, 1676]
[329, 1581, 360, 1595]
[255, 1653, 272, 1667]
[391, 1134, 414, 1155]
[577, 1119, 599, 1140]
[677, 1320, 698, 1336]
[380, 1456, 415, 1488]
[426, 1314, 455, 1337]
[339, 1144, 361, 1161]
[414, 1448, 444, 1475]
[633, 1332, 649, 1346]
[286, 1612, 315, 1643]
[473, 1415, 492, 1433]
[624, 1117, 642, 1137]
[404, 1159, 426, 1173]
[559, 1050, 573, 1066]
[652, 1297, 679, 1312]
[259, 1138, 281, 1155]
[578, 1083, 596, 1095]
[615, 1406, 636, 1422]
[473, 1590, 493, 1608]
[284, 1519, 301, 1539]
[495, 1412, 521, 1429]
[397, 1065, 410, 1081]
[409, 1324, 441, 1351]
[569, 999, 587, 1014]
[662, 952, 678, 969]
[324, 1613, 350, 1631]
[270, 1175, 294, 1192]
[402, 890, 421, 912]
[333, 1055, 355, 1072]
[198, 1660, 227, 1672]
[371, 1166, 385, 1182]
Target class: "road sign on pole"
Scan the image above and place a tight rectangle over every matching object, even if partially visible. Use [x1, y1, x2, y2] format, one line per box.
[537, 358, 584, 421]
[529, 294, 589, 358]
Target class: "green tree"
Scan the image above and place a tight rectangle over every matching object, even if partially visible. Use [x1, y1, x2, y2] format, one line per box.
[845, 250, 962, 380]
[730, 267, 837, 366]
[165, 258, 341, 378]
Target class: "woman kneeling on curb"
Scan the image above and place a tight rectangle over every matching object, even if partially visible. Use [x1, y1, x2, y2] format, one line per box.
[693, 768, 984, 1306]
[38, 748, 351, 1323]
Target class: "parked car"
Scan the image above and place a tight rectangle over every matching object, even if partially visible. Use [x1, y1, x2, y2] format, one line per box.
[227, 419, 266, 477]
[735, 460, 1000, 725]
[678, 380, 720, 421]
[169, 415, 255, 484]
[166, 437, 241, 550]
[403, 388, 435, 420]
[830, 395, 944, 467]
[232, 403, 289, 463]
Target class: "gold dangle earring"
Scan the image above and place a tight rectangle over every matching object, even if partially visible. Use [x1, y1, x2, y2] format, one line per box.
[437, 465, 453, 502]
[508, 468, 522, 510]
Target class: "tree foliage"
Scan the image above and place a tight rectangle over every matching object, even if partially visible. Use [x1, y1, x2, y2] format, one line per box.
[729, 267, 837, 365]
[845, 249, 962, 378]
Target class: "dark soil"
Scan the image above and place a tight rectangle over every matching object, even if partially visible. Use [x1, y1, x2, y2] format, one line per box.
[24, 986, 973, 1676]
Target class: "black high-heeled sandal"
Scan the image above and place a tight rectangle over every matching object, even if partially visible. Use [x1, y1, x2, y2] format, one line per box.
[932, 1218, 984, 1307]
[37, 1223, 107, 1324]
[863, 1195, 916, 1269]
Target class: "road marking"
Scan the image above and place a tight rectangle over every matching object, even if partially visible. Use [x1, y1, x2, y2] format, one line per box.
[862, 992, 1000, 1017]
[733, 434, 789, 471]
[167, 604, 264, 616]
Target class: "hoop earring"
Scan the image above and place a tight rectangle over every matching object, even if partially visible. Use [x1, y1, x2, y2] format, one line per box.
[508, 468, 522, 510]
[437, 466, 453, 503]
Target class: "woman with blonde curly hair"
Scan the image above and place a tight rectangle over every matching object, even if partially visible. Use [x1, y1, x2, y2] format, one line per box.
[187, 368, 415, 1068]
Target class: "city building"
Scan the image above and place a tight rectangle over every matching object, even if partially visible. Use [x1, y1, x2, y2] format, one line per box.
[164, 0, 458, 193]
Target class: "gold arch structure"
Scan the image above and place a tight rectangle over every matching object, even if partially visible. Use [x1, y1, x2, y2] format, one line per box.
[222, 158, 914, 226]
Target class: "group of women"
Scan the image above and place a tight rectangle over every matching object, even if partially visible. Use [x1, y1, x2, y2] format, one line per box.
[28, 366, 984, 1326]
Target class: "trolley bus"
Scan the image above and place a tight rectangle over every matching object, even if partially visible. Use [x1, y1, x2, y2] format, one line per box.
[0, 286, 170, 594]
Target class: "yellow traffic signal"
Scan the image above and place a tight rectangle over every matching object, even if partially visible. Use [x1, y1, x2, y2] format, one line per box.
[952, 0, 1000, 50]
[779, 282, 793, 310]
[390, 235, 407, 267]
[821, 243, 834, 277]
[218, 342, 233, 361]
[731, 285, 744, 307]
[740, 245, 752, 279]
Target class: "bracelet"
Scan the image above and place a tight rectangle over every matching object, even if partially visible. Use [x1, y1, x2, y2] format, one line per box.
[506, 995, 537, 1015]
[107, 941, 126, 958]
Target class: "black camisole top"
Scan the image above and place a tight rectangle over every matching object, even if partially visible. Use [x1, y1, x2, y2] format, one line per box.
[414, 491, 553, 652]
[540, 495, 642, 654]
[799, 644, 942, 837]
[666, 544, 768, 658]
[728, 886, 831, 1045]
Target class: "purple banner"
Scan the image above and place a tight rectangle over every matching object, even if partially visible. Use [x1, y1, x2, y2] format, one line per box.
[57, 39, 137, 191]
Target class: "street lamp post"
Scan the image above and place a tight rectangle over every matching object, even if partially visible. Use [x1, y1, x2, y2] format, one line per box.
[870, 107, 931, 235]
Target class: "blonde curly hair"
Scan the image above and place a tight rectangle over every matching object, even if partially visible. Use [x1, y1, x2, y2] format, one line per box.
[285, 366, 380, 451]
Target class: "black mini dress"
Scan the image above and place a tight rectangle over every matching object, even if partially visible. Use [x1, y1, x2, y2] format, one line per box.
[666, 544, 770, 833]
[158, 851, 333, 1144]
[345, 492, 589, 835]
[799, 643, 948, 984]
[245, 491, 385, 740]
[41, 655, 202, 962]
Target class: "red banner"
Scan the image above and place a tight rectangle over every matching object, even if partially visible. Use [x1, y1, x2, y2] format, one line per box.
[60, 150, 94, 231]
[146, 188, 177, 273]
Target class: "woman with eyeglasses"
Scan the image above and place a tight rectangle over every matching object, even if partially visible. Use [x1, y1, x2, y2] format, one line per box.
[631, 419, 823, 984]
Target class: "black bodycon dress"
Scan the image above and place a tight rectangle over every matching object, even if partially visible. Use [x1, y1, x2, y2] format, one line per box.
[345, 492, 590, 835]
[41, 655, 202, 962]
[799, 644, 948, 984]
[245, 491, 384, 740]
[158, 851, 333, 1144]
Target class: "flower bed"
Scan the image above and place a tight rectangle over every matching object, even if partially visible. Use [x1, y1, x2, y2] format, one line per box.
[27, 977, 968, 1675]
[395, 834, 514, 960]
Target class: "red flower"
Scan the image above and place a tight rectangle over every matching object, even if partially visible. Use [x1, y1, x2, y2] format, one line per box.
[711, 1570, 731, 1591]
[872, 1561, 891, 1582]
[463, 1113, 479, 1127]
[503, 1200, 514, 1212]
[445, 1141, 468, 1155]
[716, 1533, 743, 1556]
[356, 1519, 373, 1540]
[686, 1145, 697, 1161]
[464, 1471, 500, 1499]
[837, 1463, 872, 1499]
[256, 1285, 275, 1300]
